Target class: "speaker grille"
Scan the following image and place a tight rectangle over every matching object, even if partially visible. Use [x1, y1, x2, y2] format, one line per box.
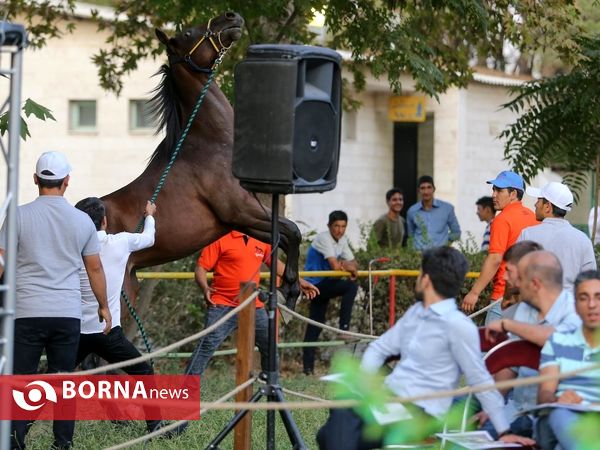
[293, 101, 335, 182]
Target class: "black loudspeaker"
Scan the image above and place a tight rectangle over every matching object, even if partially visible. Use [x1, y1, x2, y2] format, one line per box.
[233, 44, 342, 194]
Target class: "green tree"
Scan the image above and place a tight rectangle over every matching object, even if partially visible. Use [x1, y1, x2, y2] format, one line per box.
[5, 0, 582, 98]
[500, 34, 600, 241]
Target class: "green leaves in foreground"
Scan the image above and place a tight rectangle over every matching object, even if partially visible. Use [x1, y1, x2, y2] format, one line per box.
[572, 409, 600, 450]
[0, 98, 55, 140]
[329, 353, 448, 446]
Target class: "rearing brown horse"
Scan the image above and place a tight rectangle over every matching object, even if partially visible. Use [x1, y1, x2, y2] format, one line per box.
[101, 11, 301, 307]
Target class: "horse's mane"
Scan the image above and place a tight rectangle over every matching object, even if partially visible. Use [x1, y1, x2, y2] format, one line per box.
[148, 64, 182, 164]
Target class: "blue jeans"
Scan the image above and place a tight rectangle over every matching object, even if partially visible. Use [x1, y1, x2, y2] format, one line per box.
[481, 414, 533, 439]
[536, 408, 582, 450]
[186, 305, 270, 375]
[303, 278, 358, 373]
[463, 396, 534, 439]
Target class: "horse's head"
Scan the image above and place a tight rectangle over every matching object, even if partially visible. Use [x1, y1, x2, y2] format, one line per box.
[156, 12, 244, 74]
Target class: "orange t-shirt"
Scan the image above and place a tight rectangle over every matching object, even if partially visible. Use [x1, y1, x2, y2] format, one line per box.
[488, 201, 538, 299]
[198, 231, 271, 307]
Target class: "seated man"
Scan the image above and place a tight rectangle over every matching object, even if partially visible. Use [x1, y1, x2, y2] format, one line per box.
[500, 240, 543, 317]
[482, 251, 581, 437]
[316, 247, 535, 450]
[303, 210, 359, 375]
[537, 270, 600, 450]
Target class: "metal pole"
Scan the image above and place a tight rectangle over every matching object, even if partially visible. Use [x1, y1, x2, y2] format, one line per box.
[266, 193, 279, 450]
[1, 29, 24, 450]
[368, 260, 374, 335]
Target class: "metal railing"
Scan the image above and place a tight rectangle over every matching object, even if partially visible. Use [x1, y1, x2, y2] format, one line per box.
[0, 21, 27, 450]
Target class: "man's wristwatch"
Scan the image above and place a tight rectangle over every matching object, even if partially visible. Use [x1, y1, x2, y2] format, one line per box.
[498, 429, 511, 438]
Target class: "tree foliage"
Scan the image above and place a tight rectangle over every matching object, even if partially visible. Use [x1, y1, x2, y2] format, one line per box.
[6, 0, 582, 98]
[500, 34, 600, 195]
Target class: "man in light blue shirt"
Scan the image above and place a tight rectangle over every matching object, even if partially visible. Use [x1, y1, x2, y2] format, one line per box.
[316, 247, 534, 449]
[406, 175, 461, 250]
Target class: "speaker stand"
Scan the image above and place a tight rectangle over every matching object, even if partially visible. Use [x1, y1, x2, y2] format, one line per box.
[206, 193, 307, 450]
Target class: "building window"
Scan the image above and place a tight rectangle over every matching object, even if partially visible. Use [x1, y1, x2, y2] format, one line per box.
[130, 99, 154, 130]
[69, 100, 97, 132]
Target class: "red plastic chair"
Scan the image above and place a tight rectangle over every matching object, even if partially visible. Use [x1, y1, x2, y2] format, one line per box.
[478, 327, 508, 352]
[458, 338, 541, 436]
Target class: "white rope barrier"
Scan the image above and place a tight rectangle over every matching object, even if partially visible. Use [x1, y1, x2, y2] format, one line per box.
[278, 303, 377, 340]
[104, 376, 258, 450]
[77, 292, 259, 375]
[196, 360, 600, 412]
[468, 298, 503, 319]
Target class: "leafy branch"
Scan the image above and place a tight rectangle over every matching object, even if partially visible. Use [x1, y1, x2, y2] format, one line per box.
[0, 98, 56, 140]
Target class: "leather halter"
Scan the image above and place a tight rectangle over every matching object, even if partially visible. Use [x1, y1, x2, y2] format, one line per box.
[171, 17, 234, 74]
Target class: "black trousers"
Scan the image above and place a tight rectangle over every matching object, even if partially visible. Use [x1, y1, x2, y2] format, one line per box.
[303, 278, 358, 372]
[317, 407, 440, 450]
[11, 317, 80, 450]
[76, 326, 158, 432]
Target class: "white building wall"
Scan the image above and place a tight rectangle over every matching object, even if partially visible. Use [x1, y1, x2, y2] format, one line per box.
[429, 89, 460, 208]
[457, 83, 530, 245]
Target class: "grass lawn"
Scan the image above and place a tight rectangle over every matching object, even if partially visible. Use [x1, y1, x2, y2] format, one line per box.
[19, 369, 334, 449]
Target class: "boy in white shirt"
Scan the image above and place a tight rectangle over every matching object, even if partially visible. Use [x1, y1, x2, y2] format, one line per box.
[75, 197, 163, 434]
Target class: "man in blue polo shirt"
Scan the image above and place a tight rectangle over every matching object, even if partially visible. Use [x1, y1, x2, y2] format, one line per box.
[536, 270, 600, 450]
[406, 175, 461, 250]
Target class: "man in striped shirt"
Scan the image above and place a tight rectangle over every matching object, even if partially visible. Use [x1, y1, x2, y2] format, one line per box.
[537, 270, 600, 449]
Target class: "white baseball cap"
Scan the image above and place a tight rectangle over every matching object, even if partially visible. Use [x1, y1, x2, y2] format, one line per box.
[35, 151, 72, 180]
[526, 181, 573, 211]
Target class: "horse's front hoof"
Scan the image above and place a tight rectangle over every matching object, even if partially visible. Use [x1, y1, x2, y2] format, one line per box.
[281, 282, 301, 311]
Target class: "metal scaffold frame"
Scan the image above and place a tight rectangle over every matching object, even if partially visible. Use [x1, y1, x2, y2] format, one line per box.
[0, 21, 27, 450]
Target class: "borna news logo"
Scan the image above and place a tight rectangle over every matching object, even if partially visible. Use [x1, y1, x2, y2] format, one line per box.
[1, 375, 201, 420]
[12, 380, 58, 411]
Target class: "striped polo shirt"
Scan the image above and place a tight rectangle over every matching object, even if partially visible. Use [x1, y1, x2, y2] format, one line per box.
[540, 328, 600, 403]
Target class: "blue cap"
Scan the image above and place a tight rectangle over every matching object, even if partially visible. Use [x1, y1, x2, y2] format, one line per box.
[486, 171, 524, 190]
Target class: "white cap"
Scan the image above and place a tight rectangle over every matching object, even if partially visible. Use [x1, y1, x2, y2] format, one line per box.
[526, 182, 573, 211]
[35, 151, 72, 180]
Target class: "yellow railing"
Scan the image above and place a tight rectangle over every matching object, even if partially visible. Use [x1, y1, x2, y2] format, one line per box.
[136, 269, 481, 280]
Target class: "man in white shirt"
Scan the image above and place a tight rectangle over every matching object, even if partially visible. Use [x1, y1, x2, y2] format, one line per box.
[518, 182, 596, 292]
[75, 197, 167, 435]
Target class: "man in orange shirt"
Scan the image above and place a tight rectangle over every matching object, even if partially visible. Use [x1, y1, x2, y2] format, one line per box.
[186, 231, 317, 375]
[462, 171, 538, 323]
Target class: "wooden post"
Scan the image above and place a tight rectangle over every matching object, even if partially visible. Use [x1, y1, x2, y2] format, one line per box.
[234, 282, 256, 450]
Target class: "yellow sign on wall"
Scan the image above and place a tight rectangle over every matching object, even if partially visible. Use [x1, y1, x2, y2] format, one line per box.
[388, 95, 426, 122]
